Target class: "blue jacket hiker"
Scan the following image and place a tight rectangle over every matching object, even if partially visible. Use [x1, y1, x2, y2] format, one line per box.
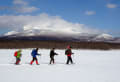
[30, 48, 40, 65]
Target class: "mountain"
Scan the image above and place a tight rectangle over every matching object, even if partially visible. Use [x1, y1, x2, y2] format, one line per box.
[107, 37, 120, 43]
[2, 29, 81, 41]
[0, 29, 119, 43]
[94, 33, 113, 40]
[91, 33, 114, 42]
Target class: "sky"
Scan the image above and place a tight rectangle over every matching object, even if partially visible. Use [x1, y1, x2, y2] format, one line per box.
[0, 0, 120, 37]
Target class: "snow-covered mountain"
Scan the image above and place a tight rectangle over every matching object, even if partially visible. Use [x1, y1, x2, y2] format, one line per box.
[1, 29, 119, 43]
[2, 29, 81, 41]
[95, 33, 113, 39]
[92, 33, 114, 41]
[4, 29, 77, 38]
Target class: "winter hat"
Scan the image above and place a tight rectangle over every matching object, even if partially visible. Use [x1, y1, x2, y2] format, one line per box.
[67, 45, 71, 49]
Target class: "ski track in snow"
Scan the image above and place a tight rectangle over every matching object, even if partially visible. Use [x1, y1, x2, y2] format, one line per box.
[0, 49, 120, 82]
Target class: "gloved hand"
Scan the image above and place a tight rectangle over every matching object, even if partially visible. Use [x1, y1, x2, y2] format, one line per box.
[38, 54, 41, 56]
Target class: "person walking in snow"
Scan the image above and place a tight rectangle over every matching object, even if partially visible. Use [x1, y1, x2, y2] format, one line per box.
[14, 49, 22, 65]
[30, 48, 41, 65]
[49, 48, 58, 64]
[65, 45, 74, 64]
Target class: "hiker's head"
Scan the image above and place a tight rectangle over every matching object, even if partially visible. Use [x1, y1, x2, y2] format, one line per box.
[67, 45, 72, 49]
[36, 48, 39, 51]
[18, 49, 22, 52]
[52, 48, 55, 50]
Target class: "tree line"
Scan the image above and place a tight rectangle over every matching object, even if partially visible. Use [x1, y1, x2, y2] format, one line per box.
[0, 40, 120, 50]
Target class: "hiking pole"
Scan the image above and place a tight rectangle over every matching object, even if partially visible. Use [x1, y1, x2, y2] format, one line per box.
[10, 57, 15, 64]
[38, 53, 42, 63]
[72, 53, 75, 64]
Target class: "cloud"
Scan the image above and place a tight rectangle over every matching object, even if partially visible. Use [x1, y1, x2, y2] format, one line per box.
[106, 3, 117, 8]
[13, 0, 39, 13]
[13, 0, 28, 6]
[0, 0, 38, 13]
[0, 13, 101, 35]
[85, 11, 96, 15]
[15, 6, 38, 13]
[0, 6, 10, 10]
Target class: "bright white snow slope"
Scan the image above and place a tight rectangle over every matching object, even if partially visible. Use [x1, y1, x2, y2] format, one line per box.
[0, 49, 120, 82]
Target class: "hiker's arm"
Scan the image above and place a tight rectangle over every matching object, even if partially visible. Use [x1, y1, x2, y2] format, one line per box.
[37, 53, 41, 56]
[55, 52, 58, 55]
[20, 53, 22, 57]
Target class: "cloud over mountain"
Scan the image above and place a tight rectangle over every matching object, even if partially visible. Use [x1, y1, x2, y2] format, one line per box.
[0, 13, 101, 35]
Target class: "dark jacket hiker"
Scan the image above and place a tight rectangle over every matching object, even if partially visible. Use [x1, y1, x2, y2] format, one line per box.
[50, 48, 58, 64]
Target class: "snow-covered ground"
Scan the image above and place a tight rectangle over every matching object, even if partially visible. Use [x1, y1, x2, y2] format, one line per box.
[0, 49, 120, 82]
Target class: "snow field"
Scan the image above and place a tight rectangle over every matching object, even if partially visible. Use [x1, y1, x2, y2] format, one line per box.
[0, 49, 120, 82]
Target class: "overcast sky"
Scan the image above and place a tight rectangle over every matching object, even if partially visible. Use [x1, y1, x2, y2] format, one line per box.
[0, 0, 120, 36]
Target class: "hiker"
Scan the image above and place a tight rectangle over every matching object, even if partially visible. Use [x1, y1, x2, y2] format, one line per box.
[30, 48, 41, 65]
[65, 45, 74, 64]
[14, 49, 22, 65]
[49, 48, 58, 64]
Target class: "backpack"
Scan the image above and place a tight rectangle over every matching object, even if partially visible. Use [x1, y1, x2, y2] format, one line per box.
[31, 49, 35, 56]
[65, 50, 68, 55]
[14, 51, 17, 57]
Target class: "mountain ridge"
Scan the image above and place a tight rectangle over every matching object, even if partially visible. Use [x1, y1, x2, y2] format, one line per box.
[1, 29, 119, 43]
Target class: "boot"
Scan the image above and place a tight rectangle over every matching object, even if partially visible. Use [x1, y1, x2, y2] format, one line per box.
[30, 60, 34, 65]
[36, 60, 39, 65]
[15, 60, 20, 65]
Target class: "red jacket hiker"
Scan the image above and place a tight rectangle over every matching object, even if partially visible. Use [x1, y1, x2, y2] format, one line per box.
[65, 46, 74, 64]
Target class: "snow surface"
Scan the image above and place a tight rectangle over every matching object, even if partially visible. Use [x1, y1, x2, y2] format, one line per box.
[0, 49, 120, 82]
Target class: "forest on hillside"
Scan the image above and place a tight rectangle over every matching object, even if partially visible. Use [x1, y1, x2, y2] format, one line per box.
[0, 40, 120, 50]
